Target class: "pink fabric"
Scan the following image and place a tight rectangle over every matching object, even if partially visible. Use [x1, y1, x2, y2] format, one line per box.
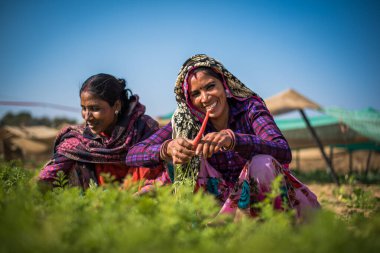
[195, 155, 320, 219]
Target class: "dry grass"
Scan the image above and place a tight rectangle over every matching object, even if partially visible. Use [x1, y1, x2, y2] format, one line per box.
[290, 148, 380, 173]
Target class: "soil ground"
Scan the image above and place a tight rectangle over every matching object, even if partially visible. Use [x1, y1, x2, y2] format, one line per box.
[308, 183, 380, 217]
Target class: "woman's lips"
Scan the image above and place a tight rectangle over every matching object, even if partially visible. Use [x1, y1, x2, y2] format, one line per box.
[205, 101, 217, 112]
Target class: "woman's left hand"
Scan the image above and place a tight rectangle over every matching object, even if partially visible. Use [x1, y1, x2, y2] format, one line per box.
[195, 130, 232, 158]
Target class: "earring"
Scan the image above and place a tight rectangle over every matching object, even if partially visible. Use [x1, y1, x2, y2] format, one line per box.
[115, 110, 119, 115]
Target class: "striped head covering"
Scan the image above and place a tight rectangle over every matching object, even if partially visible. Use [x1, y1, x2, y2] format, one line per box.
[171, 54, 263, 181]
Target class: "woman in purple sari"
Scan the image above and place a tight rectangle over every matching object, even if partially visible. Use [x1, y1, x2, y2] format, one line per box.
[39, 73, 170, 191]
[126, 54, 320, 219]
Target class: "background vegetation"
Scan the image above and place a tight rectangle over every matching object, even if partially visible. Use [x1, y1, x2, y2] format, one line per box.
[0, 111, 77, 127]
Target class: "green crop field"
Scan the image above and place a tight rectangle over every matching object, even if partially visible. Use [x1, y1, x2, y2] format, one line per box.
[1, 160, 379, 253]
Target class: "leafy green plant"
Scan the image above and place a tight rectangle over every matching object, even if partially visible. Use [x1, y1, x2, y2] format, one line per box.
[0, 160, 32, 194]
[0, 162, 380, 253]
[52, 171, 69, 189]
[334, 175, 377, 210]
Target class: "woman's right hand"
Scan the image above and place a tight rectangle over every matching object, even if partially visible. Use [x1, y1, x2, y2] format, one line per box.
[167, 138, 195, 164]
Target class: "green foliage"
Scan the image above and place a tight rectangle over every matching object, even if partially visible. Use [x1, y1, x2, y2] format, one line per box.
[252, 175, 295, 221]
[52, 171, 69, 189]
[0, 160, 33, 194]
[0, 162, 379, 253]
[333, 175, 378, 211]
[173, 161, 198, 186]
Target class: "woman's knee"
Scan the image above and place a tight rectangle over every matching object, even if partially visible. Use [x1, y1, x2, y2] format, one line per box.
[248, 155, 280, 185]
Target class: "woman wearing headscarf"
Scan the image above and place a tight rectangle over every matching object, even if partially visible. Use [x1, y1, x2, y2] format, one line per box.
[126, 55, 319, 218]
[39, 73, 170, 193]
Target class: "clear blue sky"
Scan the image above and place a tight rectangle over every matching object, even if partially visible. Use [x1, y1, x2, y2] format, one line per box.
[1, 0, 379, 122]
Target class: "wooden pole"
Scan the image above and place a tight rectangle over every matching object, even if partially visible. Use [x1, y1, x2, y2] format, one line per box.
[299, 109, 340, 185]
[348, 150, 353, 176]
[364, 150, 373, 178]
[329, 145, 334, 169]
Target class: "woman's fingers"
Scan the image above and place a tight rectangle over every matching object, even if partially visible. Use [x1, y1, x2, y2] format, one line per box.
[197, 132, 231, 158]
[168, 131, 233, 163]
[202, 139, 217, 158]
[172, 146, 193, 159]
[177, 137, 194, 151]
[172, 148, 193, 164]
[168, 138, 195, 164]
[195, 142, 203, 156]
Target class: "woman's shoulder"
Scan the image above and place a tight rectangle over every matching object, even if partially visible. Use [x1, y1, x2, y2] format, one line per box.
[138, 114, 159, 129]
[59, 123, 84, 131]
[231, 96, 268, 114]
[54, 124, 86, 143]
[57, 123, 86, 137]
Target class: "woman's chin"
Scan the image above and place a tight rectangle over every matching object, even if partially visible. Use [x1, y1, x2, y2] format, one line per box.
[208, 109, 221, 118]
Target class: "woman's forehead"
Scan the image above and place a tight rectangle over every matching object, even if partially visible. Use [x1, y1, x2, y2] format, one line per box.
[188, 72, 220, 89]
[80, 91, 106, 104]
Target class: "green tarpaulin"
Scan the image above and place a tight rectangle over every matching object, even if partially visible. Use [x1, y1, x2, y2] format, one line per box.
[275, 107, 380, 149]
[275, 115, 338, 131]
[323, 107, 380, 143]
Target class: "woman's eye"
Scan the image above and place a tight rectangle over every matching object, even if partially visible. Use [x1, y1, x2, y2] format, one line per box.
[89, 106, 99, 111]
[191, 92, 200, 98]
[206, 84, 215, 90]
[83, 106, 100, 112]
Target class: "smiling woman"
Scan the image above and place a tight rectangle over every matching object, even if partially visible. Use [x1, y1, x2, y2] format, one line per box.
[126, 54, 320, 220]
[79, 74, 125, 136]
[39, 73, 170, 192]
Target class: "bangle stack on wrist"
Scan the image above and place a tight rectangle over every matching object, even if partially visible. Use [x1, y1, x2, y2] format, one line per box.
[221, 129, 235, 151]
[160, 140, 172, 161]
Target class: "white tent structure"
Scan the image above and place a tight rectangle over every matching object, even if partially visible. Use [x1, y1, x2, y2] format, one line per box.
[265, 88, 321, 115]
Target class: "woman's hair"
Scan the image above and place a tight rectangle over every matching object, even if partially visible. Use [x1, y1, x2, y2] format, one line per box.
[189, 67, 224, 83]
[80, 73, 132, 114]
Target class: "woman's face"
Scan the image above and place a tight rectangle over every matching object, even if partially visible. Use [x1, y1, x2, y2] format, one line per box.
[80, 91, 120, 135]
[188, 71, 229, 125]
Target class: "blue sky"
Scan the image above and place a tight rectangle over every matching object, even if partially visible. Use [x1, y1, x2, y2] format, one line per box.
[1, 0, 379, 122]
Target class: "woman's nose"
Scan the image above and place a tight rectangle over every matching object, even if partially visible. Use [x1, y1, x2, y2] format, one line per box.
[83, 110, 91, 121]
[200, 91, 209, 102]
